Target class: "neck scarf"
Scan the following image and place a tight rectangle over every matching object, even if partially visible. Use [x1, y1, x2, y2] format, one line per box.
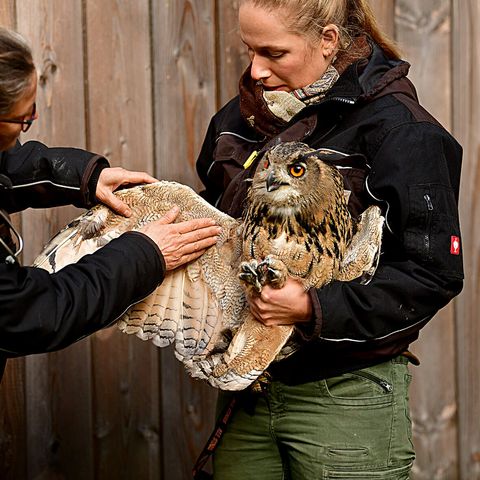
[263, 65, 340, 122]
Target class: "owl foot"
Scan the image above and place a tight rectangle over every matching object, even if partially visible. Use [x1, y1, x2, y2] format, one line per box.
[239, 259, 262, 293]
[256, 256, 288, 289]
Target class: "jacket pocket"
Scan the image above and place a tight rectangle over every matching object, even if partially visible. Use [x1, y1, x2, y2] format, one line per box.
[404, 184, 463, 279]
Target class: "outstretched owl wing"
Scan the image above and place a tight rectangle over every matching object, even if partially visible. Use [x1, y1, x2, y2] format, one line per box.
[33, 181, 264, 390]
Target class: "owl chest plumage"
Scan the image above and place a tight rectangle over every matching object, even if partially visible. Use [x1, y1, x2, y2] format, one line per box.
[242, 202, 354, 287]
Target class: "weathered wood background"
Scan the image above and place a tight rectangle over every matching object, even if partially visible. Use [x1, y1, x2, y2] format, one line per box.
[0, 1, 478, 479]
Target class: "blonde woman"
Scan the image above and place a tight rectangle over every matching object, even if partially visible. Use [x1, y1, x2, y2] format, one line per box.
[196, 0, 463, 478]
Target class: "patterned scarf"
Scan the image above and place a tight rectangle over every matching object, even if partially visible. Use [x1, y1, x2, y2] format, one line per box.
[263, 65, 340, 122]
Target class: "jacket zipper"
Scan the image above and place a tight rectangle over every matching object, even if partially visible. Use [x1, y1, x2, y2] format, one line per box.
[328, 97, 357, 105]
[423, 194, 433, 255]
[351, 371, 393, 393]
[424, 194, 434, 211]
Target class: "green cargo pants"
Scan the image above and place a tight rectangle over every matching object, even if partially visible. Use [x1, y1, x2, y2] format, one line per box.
[213, 357, 414, 479]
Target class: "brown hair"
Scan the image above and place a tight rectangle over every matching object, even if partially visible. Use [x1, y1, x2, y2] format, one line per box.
[240, 0, 401, 59]
[0, 27, 36, 115]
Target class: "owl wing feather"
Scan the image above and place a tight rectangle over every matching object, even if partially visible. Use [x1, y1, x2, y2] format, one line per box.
[338, 205, 384, 283]
[32, 181, 272, 390]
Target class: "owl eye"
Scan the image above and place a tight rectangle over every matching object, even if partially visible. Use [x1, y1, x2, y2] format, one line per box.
[289, 163, 305, 178]
[263, 159, 270, 169]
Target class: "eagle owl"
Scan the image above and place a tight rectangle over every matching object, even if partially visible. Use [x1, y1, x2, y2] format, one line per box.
[34, 142, 384, 390]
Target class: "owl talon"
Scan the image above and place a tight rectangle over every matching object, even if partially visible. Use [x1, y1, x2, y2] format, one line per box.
[239, 260, 262, 292]
[257, 256, 288, 288]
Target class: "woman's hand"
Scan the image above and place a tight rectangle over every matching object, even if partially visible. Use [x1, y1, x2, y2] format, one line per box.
[96, 167, 158, 217]
[139, 206, 221, 270]
[247, 276, 312, 326]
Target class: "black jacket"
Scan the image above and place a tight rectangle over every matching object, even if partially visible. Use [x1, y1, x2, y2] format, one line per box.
[0, 141, 165, 379]
[196, 43, 464, 384]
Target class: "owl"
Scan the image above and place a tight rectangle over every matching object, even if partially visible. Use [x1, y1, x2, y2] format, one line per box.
[34, 142, 384, 391]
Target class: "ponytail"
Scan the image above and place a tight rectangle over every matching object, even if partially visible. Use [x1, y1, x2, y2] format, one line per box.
[345, 0, 401, 59]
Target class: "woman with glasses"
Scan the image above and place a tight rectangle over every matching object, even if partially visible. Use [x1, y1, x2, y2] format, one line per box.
[0, 27, 220, 379]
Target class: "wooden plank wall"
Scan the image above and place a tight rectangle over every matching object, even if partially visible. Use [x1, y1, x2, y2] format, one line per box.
[0, 1, 479, 479]
[395, 2, 459, 479]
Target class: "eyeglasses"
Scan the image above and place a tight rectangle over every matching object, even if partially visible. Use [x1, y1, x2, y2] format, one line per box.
[0, 102, 37, 132]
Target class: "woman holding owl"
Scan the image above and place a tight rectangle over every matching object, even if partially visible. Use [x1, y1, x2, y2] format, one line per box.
[196, 0, 463, 478]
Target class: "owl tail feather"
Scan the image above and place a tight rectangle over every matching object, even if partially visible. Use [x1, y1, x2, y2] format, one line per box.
[185, 316, 294, 391]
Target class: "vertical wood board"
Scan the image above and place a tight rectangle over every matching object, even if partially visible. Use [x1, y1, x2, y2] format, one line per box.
[15, 1, 95, 478]
[395, 1, 459, 479]
[452, 1, 480, 478]
[0, 2, 15, 29]
[0, 5, 25, 480]
[369, 0, 396, 39]
[216, 0, 249, 107]
[152, 0, 217, 187]
[84, 0, 159, 478]
[151, 1, 218, 478]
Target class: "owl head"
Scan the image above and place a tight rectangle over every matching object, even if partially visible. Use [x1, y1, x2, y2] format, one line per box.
[247, 141, 346, 219]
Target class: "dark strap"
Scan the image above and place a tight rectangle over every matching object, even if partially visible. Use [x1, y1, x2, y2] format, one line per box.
[192, 395, 238, 480]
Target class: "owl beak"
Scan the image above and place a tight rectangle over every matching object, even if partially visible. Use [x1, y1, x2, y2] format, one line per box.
[266, 172, 281, 192]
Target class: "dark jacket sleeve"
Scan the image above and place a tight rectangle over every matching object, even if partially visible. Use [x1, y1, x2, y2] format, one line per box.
[0, 231, 165, 355]
[309, 121, 463, 346]
[0, 140, 109, 213]
[197, 117, 220, 202]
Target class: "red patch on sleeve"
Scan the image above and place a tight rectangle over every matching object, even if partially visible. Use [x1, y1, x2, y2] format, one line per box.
[450, 236, 461, 255]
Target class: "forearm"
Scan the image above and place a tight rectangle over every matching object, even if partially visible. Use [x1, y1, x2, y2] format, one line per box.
[309, 259, 462, 346]
[0, 231, 164, 355]
[1, 140, 108, 212]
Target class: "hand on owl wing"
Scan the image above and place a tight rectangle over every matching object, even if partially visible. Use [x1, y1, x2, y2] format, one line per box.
[139, 206, 222, 270]
[96, 167, 158, 217]
[247, 277, 313, 326]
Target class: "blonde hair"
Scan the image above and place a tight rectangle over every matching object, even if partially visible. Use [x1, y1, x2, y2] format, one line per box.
[0, 27, 35, 115]
[240, 0, 401, 59]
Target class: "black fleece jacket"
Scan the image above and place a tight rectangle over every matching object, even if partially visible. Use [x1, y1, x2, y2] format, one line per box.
[0, 141, 165, 379]
[196, 43, 463, 384]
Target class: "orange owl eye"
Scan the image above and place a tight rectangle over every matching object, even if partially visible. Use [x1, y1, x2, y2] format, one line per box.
[264, 159, 270, 169]
[289, 163, 305, 177]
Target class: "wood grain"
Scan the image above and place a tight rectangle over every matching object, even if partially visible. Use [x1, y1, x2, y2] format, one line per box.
[0, 357, 26, 480]
[395, 1, 459, 478]
[84, 0, 159, 478]
[13, 1, 94, 479]
[0, 1, 478, 479]
[452, 1, 480, 478]
[368, 0, 396, 39]
[151, 2, 218, 478]
[216, 0, 249, 106]
[0, 2, 15, 28]
[152, 0, 216, 188]
[0, 8, 25, 480]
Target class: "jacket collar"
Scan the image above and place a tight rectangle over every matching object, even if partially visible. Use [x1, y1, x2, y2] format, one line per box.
[325, 41, 410, 103]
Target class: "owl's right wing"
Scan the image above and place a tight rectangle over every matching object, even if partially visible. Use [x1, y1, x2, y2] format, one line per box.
[33, 181, 254, 387]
